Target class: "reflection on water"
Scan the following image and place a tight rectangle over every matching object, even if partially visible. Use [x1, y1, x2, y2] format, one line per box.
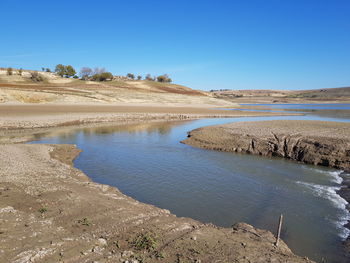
[81, 122, 179, 136]
[239, 103, 350, 120]
[30, 114, 350, 263]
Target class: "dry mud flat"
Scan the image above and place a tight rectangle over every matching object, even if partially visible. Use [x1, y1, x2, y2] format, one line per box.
[0, 144, 313, 263]
[0, 104, 300, 131]
[183, 120, 350, 171]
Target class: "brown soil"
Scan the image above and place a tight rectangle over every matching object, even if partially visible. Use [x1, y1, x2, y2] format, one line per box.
[0, 104, 301, 131]
[182, 120, 350, 171]
[0, 143, 313, 263]
[0, 73, 231, 106]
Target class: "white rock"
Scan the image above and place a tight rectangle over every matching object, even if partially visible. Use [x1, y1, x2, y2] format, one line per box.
[97, 238, 107, 246]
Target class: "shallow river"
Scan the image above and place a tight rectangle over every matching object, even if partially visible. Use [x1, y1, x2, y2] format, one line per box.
[32, 104, 350, 262]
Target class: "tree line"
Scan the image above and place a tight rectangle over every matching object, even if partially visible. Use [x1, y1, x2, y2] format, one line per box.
[55, 65, 172, 82]
[3, 65, 173, 83]
[78, 66, 172, 83]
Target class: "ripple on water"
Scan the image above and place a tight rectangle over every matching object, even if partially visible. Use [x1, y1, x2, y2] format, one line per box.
[307, 168, 344, 184]
[296, 171, 350, 240]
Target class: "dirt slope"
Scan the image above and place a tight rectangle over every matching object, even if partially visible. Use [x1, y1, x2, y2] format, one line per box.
[0, 70, 234, 107]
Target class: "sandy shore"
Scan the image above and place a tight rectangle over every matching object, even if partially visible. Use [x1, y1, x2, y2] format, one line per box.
[0, 143, 312, 263]
[0, 104, 302, 131]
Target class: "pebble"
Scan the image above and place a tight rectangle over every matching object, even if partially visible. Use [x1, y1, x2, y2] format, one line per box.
[121, 250, 134, 258]
[97, 238, 107, 246]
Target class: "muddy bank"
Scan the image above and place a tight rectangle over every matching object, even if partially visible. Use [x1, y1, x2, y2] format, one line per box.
[182, 120, 350, 171]
[0, 143, 312, 262]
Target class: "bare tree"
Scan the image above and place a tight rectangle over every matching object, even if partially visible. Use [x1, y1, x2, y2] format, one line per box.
[80, 67, 93, 80]
[145, 74, 153, 81]
[93, 67, 106, 75]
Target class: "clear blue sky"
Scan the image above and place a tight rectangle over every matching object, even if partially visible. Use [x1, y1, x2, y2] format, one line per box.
[1, 0, 349, 90]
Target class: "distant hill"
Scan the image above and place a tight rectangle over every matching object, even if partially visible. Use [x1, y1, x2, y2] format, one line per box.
[287, 87, 350, 100]
[211, 87, 350, 103]
[0, 69, 234, 107]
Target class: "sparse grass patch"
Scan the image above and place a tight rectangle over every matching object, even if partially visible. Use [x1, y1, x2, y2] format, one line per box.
[154, 250, 165, 259]
[131, 231, 158, 251]
[77, 217, 91, 226]
[38, 207, 47, 214]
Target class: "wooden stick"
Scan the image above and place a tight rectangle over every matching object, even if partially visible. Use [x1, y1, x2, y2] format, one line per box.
[275, 214, 283, 247]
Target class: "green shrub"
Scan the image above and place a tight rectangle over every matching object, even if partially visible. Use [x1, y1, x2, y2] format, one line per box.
[77, 217, 91, 226]
[127, 73, 135, 80]
[38, 207, 47, 214]
[156, 74, 172, 83]
[91, 72, 113, 81]
[131, 232, 158, 251]
[55, 64, 76, 78]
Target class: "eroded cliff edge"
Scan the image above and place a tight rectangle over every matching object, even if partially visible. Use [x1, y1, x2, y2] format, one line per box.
[182, 120, 350, 171]
[0, 143, 312, 263]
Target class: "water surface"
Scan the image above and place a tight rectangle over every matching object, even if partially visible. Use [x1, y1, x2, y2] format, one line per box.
[241, 103, 350, 120]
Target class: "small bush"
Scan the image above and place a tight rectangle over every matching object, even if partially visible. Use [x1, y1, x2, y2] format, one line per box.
[127, 73, 135, 80]
[30, 72, 44, 82]
[77, 217, 91, 226]
[131, 232, 158, 251]
[145, 74, 154, 81]
[18, 68, 23, 76]
[91, 72, 113, 81]
[38, 207, 47, 214]
[7, 67, 13, 76]
[157, 74, 172, 83]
